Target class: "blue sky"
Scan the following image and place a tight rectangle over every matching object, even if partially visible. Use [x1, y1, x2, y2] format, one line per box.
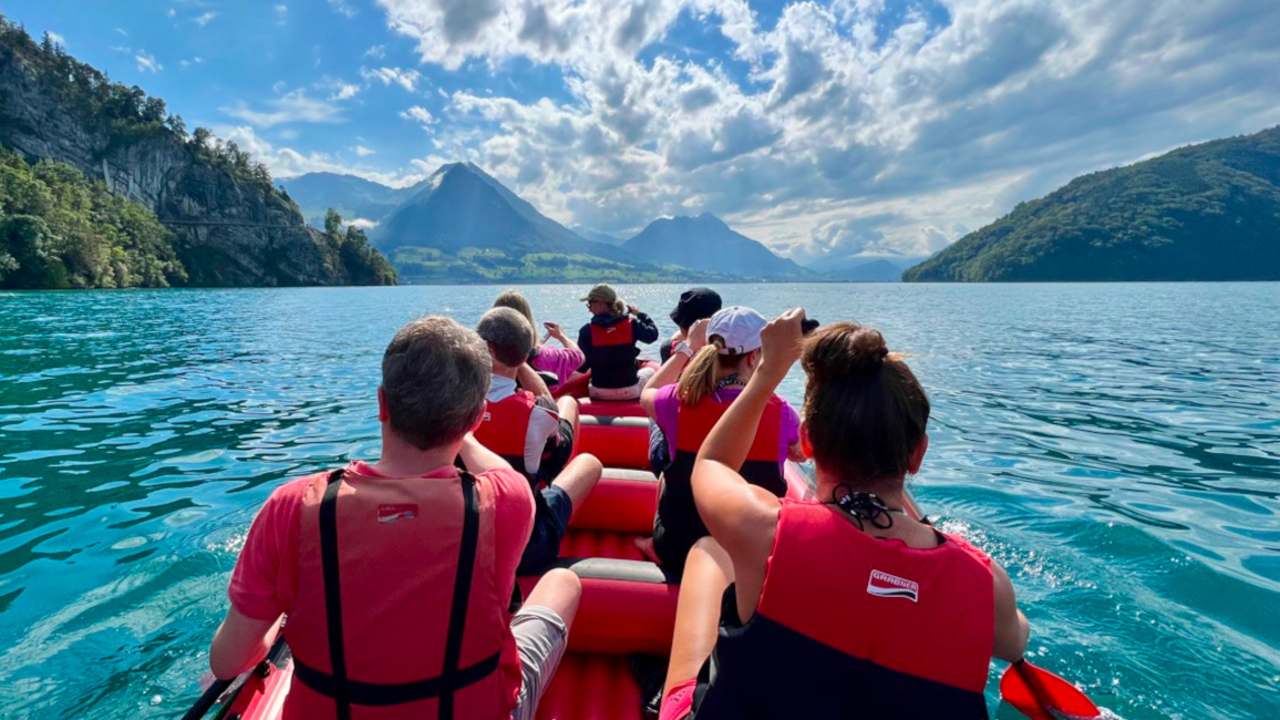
[9, 0, 1280, 262]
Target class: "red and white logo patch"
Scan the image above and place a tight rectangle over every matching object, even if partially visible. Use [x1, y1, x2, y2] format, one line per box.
[378, 504, 418, 524]
[867, 569, 919, 602]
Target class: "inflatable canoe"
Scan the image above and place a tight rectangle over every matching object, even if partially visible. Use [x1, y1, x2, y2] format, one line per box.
[201, 398, 820, 720]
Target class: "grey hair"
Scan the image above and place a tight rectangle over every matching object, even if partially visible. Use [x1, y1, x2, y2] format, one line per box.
[477, 306, 534, 367]
[381, 316, 491, 449]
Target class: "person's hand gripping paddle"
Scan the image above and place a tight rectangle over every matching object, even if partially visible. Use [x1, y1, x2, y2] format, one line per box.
[1000, 658, 1101, 720]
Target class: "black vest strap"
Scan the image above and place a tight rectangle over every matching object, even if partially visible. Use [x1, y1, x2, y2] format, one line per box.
[319, 469, 350, 720]
[440, 471, 481, 719]
[305, 469, 495, 719]
[292, 651, 501, 707]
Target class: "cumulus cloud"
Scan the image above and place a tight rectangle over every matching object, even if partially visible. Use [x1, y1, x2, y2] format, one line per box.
[329, 82, 361, 101]
[354, 145, 376, 156]
[135, 51, 162, 73]
[399, 105, 437, 126]
[221, 90, 347, 128]
[361, 0, 1280, 253]
[46, 31, 65, 46]
[361, 66, 422, 92]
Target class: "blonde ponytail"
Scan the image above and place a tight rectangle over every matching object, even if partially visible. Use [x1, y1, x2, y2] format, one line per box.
[677, 341, 722, 407]
[611, 298, 626, 317]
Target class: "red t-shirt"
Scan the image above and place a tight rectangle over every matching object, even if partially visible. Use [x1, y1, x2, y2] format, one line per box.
[228, 460, 536, 707]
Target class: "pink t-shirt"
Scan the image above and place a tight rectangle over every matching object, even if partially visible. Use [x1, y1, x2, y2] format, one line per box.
[652, 385, 801, 473]
[227, 460, 535, 706]
[531, 345, 585, 386]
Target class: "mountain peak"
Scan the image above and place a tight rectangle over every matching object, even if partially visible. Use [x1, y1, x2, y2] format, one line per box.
[624, 214, 815, 280]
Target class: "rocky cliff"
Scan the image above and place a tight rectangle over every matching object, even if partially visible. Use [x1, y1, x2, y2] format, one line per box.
[0, 20, 392, 287]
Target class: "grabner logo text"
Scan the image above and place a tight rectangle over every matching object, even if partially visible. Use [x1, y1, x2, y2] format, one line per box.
[867, 569, 919, 602]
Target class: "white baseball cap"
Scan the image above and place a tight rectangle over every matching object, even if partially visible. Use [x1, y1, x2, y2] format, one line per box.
[707, 306, 767, 355]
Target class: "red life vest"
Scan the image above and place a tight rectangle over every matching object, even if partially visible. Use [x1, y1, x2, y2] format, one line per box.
[693, 499, 994, 719]
[285, 468, 515, 720]
[653, 394, 786, 572]
[472, 390, 536, 478]
[585, 319, 641, 389]
[589, 319, 634, 347]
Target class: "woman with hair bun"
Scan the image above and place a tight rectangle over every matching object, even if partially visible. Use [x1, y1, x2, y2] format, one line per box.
[493, 289, 585, 387]
[576, 283, 659, 401]
[639, 306, 803, 575]
[658, 310, 1030, 720]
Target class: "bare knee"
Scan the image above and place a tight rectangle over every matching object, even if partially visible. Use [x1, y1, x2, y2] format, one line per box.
[557, 396, 579, 417]
[527, 568, 582, 629]
[569, 452, 603, 478]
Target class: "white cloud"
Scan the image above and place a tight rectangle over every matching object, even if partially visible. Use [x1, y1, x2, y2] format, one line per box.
[46, 32, 65, 46]
[348, 218, 379, 230]
[274, 5, 288, 24]
[135, 51, 162, 73]
[216, 125, 431, 188]
[166, 8, 176, 19]
[328, 0, 358, 18]
[221, 90, 347, 128]
[399, 105, 436, 126]
[330, 82, 361, 101]
[364, 44, 386, 59]
[115, 27, 127, 37]
[361, 66, 422, 92]
[354, 145, 376, 156]
[363, 0, 1280, 253]
[193, 12, 216, 27]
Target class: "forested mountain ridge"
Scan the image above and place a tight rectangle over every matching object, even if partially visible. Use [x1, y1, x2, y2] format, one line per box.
[0, 16, 394, 288]
[904, 126, 1280, 282]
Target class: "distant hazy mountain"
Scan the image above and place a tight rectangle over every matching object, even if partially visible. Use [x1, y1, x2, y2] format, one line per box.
[572, 226, 627, 246]
[905, 126, 1280, 281]
[824, 259, 904, 282]
[372, 162, 709, 283]
[623, 214, 818, 280]
[280, 172, 423, 226]
[810, 255, 930, 273]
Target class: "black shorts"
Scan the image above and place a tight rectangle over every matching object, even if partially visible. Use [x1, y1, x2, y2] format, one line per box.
[537, 418, 576, 485]
[516, 485, 574, 575]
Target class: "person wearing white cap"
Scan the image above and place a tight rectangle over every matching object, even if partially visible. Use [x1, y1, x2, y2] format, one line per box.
[639, 306, 804, 574]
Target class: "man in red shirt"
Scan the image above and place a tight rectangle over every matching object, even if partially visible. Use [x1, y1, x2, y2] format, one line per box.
[208, 316, 581, 720]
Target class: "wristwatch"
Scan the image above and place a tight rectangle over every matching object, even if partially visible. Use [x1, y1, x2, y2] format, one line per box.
[674, 342, 694, 359]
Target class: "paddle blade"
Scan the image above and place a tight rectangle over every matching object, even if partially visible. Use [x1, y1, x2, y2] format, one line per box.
[1000, 660, 1101, 720]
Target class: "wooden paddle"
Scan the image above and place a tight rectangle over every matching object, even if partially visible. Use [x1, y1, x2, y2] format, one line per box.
[999, 658, 1102, 720]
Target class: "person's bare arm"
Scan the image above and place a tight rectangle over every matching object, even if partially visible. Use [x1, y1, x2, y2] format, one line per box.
[210, 608, 283, 680]
[515, 363, 552, 400]
[992, 560, 1031, 662]
[458, 432, 511, 474]
[544, 321, 578, 351]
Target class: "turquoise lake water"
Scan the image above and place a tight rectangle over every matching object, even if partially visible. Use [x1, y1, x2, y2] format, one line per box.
[0, 283, 1277, 719]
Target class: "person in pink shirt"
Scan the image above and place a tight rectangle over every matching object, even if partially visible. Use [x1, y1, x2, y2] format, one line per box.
[640, 306, 805, 574]
[208, 317, 580, 720]
[493, 290, 585, 388]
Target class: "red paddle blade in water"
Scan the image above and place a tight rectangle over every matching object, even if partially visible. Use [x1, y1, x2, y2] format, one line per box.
[1000, 660, 1101, 720]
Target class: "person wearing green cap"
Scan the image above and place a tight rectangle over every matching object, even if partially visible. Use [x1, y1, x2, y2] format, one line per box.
[576, 283, 659, 401]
